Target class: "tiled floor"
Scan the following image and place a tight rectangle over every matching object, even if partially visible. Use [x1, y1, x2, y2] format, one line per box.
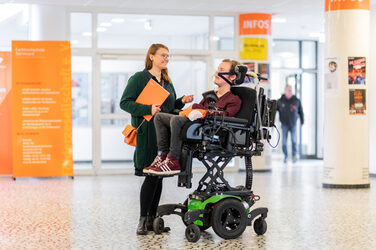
[1, 159, 376, 249]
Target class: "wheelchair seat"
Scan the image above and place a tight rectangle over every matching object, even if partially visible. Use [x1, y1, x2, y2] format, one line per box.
[181, 86, 257, 143]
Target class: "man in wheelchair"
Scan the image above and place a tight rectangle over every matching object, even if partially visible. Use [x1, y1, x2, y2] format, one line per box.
[146, 60, 278, 242]
[143, 59, 242, 175]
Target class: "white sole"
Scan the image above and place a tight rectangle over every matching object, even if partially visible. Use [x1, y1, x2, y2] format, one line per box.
[149, 170, 181, 175]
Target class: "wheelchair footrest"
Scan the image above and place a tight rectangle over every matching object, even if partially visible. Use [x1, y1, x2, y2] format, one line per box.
[157, 203, 186, 217]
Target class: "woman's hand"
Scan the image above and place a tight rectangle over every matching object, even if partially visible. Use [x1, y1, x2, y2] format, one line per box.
[182, 95, 194, 104]
[151, 104, 161, 116]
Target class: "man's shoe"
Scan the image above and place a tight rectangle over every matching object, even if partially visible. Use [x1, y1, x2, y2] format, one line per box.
[143, 153, 167, 173]
[149, 155, 181, 175]
[136, 216, 147, 235]
[283, 157, 288, 164]
[293, 157, 298, 163]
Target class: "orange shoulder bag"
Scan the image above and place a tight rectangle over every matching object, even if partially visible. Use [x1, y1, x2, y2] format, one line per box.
[122, 119, 146, 147]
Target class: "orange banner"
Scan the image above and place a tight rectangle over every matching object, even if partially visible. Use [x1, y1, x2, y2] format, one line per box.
[0, 52, 12, 175]
[325, 0, 370, 11]
[12, 41, 73, 178]
[239, 13, 272, 36]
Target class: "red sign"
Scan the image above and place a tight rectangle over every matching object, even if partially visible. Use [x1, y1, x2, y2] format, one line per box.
[0, 52, 12, 175]
[325, 0, 370, 11]
[239, 13, 272, 36]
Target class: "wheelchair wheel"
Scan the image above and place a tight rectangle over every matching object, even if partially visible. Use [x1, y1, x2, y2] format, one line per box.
[211, 199, 247, 239]
[185, 224, 201, 242]
[253, 217, 267, 235]
[153, 217, 165, 234]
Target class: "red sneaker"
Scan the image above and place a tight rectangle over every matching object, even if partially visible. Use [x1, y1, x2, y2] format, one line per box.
[143, 153, 167, 174]
[149, 156, 181, 175]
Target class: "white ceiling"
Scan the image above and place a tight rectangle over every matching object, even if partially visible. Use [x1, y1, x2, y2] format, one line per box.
[1, 0, 375, 39]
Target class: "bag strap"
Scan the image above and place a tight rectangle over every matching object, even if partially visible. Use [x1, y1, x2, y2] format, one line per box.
[136, 119, 146, 131]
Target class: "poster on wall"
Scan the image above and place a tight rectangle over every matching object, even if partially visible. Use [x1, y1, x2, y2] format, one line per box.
[12, 41, 73, 178]
[349, 89, 366, 115]
[0, 52, 12, 175]
[258, 63, 270, 83]
[240, 38, 268, 61]
[348, 57, 366, 85]
[324, 58, 341, 96]
[244, 62, 255, 73]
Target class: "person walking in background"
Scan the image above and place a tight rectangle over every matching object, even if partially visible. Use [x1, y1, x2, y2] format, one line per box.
[120, 43, 193, 235]
[277, 85, 304, 163]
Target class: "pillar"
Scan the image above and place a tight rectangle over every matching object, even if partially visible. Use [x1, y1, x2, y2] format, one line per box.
[29, 5, 66, 40]
[323, 0, 370, 188]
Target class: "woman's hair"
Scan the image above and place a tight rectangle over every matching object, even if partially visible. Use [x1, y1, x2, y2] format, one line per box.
[221, 59, 241, 74]
[145, 43, 171, 83]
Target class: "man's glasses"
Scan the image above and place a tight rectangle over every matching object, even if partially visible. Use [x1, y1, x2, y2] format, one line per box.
[156, 53, 171, 59]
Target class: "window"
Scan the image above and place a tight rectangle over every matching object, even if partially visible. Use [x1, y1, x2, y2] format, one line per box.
[71, 56, 93, 167]
[0, 4, 29, 50]
[272, 41, 299, 68]
[97, 14, 209, 50]
[100, 59, 144, 116]
[214, 16, 234, 51]
[70, 13, 92, 48]
[302, 41, 316, 69]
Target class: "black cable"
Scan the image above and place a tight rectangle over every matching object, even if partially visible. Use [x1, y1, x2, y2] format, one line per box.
[267, 125, 280, 148]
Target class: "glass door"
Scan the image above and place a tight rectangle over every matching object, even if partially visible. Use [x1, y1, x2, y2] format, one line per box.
[299, 72, 317, 158]
[99, 56, 143, 171]
[97, 54, 208, 172]
[271, 69, 317, 159]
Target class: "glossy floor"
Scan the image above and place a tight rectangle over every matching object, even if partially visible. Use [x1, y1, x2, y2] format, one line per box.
[0, 160, 375, 249]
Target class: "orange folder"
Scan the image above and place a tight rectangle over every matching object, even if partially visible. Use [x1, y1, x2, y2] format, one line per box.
[136, 78, 170, 121]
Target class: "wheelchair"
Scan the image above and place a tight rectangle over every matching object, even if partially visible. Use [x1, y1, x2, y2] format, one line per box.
[149, 66, 277, 242]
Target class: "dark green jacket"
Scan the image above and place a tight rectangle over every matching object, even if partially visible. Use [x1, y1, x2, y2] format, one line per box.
[120, 69, 184, 176]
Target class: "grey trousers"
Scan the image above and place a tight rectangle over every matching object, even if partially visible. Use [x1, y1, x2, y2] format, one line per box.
[154, 112, 189, 159]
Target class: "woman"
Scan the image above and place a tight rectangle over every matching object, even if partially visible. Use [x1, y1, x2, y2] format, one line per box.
[120, 44, 193, 235]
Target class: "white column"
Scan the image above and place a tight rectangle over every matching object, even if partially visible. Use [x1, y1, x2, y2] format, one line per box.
[323, 0, 370, 188]
[29, 5, 67, 41]
[369, 9, 376, 176]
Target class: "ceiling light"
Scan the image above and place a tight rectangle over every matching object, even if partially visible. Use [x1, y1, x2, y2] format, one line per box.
[111, 18, 124, 23]
[96, 27, 107, 32]
[82, 32, 92, 37]
[100, 22, 112, 27]
[272, 18, 286, 23]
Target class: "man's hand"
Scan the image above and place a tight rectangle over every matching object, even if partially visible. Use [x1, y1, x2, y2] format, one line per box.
[151, 104, 161, 116]
[182, 95, 194, 104]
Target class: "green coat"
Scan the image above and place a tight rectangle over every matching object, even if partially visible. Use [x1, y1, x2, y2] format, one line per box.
[120, 69, 184, 176]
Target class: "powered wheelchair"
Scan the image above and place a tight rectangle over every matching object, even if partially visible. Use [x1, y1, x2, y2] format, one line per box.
[149, 65, 277, 242]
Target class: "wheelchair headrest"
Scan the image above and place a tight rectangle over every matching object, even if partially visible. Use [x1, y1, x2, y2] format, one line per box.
[233, 65, 248, 85]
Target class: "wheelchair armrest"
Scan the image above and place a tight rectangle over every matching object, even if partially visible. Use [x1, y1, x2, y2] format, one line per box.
[206, 116, 249, 129]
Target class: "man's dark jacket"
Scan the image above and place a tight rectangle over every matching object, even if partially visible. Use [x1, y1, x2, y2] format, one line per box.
[277, 95, 304, 127]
